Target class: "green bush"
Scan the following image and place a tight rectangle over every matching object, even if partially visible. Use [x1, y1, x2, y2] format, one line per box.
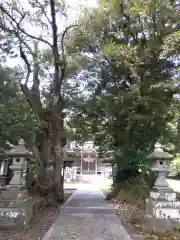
[111, 171, 157, 205]
[169, 155, 180, 179]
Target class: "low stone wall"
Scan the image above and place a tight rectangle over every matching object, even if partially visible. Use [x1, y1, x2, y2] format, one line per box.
[0, 189, 33, 229]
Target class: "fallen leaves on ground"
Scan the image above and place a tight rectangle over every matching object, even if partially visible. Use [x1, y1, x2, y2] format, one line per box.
[110, 198, 180, 240]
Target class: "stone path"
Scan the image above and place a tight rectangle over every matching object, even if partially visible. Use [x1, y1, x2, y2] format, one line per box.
[42, 184, 131, 240]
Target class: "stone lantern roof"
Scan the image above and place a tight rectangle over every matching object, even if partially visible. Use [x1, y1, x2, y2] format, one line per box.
[6, 139, 32, 157]
[147, 142, 173, 160]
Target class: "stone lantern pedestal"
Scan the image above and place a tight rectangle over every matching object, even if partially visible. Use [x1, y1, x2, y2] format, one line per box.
[0, 139, 33, 229]
[142, 142, 180, 232]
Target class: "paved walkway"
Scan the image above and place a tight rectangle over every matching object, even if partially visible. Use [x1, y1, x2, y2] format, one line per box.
[42, 184, 131, 240]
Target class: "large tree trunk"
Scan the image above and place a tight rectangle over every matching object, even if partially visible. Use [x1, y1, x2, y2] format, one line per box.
[48, 112, 66, 203]
[39, 136, 49, 186]
[21, 85, 66, 203]
[51, 142, 64, 203]
[31, 136, 50, 198]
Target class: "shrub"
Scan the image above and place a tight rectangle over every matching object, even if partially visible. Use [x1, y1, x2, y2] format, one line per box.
[169, 155, 180, 179]
[111, 171, 157, 205]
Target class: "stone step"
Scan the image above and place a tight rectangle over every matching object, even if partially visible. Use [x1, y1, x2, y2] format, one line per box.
[0, 199, 33, 229]
[0, 197, 32, 208]
[60, 206, 116, 214]
[0, 207, 31, 228]
[0, 216, 18, 228]
[0, 189, 28, 200]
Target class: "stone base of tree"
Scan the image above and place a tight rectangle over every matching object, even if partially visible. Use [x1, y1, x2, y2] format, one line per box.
[0, 189, 33, 228]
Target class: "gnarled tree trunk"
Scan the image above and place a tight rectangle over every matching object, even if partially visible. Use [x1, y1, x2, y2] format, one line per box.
[47, 112, 66, 203]
[31, 135, 49, 196]
[51, 142, 64, 203]
[39, 136, 49, 186]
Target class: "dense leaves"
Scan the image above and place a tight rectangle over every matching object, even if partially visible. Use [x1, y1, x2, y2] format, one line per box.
[68, 0, 180, 178]
[0, 0, 92, 201]
[0, 66, 38, 152]
[1, 0, 180, 188]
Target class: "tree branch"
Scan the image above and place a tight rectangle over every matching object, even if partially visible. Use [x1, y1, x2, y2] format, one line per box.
[120, 3, 138, 44]
[59, 25, 78, 85]
[0, 19, 33, 86]
[0, 22, 33, 54]
[20, 43, 31, 85]
[34, 0, 52, 25]
[64, 85, 87, 103]
[49, 0, 78, 104]
[0, 4, 52, 48]
[49, 0, 61, 96]
[57, 24, 79, 105]
[21, 84, 42, 118]
[31, 41, 41, 103]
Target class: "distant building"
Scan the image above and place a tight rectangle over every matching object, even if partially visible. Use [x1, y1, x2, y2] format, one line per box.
[63, 141, 113, 182]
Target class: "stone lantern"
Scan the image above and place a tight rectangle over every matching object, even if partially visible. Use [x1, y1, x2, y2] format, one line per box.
[147, 142, 173, 192]
[6, 138, 32, 188]
[0, 139, 33, 229]
[143, 142, 180, 232]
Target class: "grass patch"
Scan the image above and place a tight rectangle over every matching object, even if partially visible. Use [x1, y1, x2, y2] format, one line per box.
[64, 189, 75, 202]
[100, 178, 113, 189]
[64, 189, 75, 195]
[100, 178, 112, 197]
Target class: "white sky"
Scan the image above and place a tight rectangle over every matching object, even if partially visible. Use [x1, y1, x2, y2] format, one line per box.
[6, 0, 98, 67]
[66, 0, 98, 22]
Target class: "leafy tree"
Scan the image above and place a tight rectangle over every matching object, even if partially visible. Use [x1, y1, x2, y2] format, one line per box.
[67, 0, 180, 180]
[0, 0, 90, 201]
[170, 154, 180, 178]
[0, 65, 55, 194]
[0, 65, 37, 151]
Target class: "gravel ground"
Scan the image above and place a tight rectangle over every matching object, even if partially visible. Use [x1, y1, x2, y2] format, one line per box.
[0, 194, 72, 240]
